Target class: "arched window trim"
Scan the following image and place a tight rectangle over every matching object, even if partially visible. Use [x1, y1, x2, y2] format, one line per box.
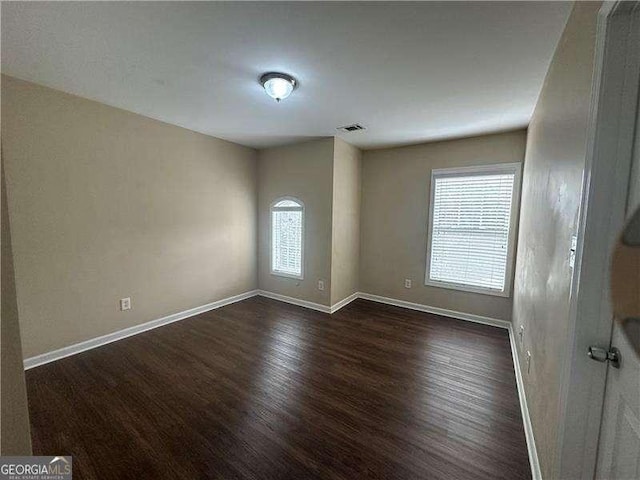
[271, 196, 305, 211]
[270, 196, 305, 280]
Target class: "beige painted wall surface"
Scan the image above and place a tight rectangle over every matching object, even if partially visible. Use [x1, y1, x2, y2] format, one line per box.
[258, 139, 334, 306]
[360, 130, 527, 321]
[330, 138, 361, 305]
[2, 76, 258, 358]
[1, 161, 32, 455]
[511, 2, 600, 478]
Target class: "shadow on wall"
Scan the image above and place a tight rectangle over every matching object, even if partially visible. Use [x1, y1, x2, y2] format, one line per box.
[1, 157, 32, 455]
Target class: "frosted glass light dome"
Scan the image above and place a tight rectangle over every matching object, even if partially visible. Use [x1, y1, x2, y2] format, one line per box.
[260, 72, 297, 102]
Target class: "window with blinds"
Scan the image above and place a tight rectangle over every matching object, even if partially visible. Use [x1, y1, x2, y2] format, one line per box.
[426, 164, 520, 296]
[271, 198, 304, 279]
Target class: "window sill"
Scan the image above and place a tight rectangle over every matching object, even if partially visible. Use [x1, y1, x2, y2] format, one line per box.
[424, 278, 510, 298]
[271, 271, 304, 281]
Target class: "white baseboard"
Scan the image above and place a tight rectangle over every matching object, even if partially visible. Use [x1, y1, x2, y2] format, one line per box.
[256, 290, 359, 314]
[257, 290, 331, 313]
[357, 292, 510, 329]
[330, 292, 360, 313]
[23, 290, 260, 370]
[256, 290, 509, 328]
[508, 324, 541, 480]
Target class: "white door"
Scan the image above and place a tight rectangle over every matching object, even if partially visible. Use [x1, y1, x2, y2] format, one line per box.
[558, 4, 640, 478]
[595, 89, 640, 479]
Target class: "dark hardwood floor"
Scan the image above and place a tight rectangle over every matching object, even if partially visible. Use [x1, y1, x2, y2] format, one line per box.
[26, 297, 531, 480]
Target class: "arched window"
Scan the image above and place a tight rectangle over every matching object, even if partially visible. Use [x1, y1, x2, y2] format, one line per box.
[271, 197, 304, 279]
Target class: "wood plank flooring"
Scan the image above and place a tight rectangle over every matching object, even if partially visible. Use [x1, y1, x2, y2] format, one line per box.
[26, 297, 531, 479]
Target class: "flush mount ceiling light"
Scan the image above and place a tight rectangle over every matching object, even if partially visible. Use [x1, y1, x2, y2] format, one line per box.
[260, 72, 297, 102]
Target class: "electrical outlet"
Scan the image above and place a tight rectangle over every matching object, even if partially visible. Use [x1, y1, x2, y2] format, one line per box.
[569, 234, 577, 268]
[526, 351, 532, 375]
[404, 279, 412, 289]
[519, 325, 525, 346]
[318, 280, 325, 291]
[120, 297, 131, 311]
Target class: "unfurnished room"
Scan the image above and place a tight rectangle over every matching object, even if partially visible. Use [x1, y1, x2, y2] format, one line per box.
[1, 1, 640, 479]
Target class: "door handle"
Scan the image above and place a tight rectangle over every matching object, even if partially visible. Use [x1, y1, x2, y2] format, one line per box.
[587, 346, 621, 368]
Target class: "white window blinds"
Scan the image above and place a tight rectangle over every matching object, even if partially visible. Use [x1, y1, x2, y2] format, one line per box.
[271, 199, 303, 278]
[427, 165, 519, 294]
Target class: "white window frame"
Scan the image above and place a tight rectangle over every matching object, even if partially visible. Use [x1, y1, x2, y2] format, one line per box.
[424, 162, 522, 297]
[270, 196, 305, 280]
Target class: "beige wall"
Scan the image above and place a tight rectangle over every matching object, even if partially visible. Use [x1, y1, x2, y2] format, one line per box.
[511, 2, 601, 478]
[1, 160, 32, 455]
[330, 138, 361, 305]
[360, 130, 527, 321]
[257, 138, 334, 306]
[2, 75, 258, 358]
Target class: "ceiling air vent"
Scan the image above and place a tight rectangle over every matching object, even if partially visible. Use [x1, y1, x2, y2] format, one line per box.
[337, 124, 366, 133]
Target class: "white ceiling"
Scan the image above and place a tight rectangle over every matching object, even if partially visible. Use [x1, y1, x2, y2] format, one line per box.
[2, 1, 571, 149]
